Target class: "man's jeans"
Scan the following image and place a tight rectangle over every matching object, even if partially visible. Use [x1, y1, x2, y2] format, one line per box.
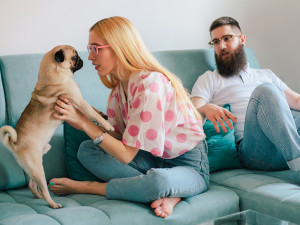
[77, 140, 209, 203]
[239, 83, 300, 171]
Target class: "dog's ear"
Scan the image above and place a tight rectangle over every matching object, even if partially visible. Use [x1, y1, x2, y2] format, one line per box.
[54, 49, 64, 63]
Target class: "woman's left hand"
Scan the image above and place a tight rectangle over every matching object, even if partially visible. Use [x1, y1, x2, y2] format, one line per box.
[53, 96, 87, 130]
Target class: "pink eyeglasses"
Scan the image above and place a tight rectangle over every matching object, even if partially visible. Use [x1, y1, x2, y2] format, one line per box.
[87, 44, 110, 55]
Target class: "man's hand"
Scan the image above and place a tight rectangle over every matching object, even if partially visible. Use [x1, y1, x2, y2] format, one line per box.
[201, 104, 237, 133]
[191, 97, 237, 133]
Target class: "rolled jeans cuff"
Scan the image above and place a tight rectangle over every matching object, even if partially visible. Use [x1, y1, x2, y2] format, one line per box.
[287, 157, 300, 171]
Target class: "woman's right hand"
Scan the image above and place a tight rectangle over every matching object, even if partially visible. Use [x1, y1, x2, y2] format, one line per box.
[53, 96, 89, 130]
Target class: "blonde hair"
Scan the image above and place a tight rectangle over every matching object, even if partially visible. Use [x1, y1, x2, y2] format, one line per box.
[90, 16, 200, 120]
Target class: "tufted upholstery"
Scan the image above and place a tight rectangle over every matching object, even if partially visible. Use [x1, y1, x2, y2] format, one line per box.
[0, 184, 239, 225]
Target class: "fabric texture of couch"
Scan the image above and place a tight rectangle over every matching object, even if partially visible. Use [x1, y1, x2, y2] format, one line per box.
[0, 48, 300, 225]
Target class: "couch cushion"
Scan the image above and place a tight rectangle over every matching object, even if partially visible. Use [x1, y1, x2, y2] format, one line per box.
[0, 184, 239, 225]
[0, 68, 6, 127]
[64, 123, 101, 181]
[0, 140, 26, 190]
[152, 48, 260, 92]
[211, 169, 300, 224]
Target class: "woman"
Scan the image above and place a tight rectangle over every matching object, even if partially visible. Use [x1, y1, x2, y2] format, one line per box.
[49, 16, 209, 218]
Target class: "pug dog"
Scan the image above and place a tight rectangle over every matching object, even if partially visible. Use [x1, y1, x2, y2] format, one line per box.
[0, 45, 114, 209]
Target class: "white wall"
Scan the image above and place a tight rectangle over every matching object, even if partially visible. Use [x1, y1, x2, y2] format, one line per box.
[0, 0, 299, 92]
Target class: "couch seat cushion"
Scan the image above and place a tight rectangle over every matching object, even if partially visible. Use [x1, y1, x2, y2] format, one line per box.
[0, 184, 239, 225]
[211, 169, 300, 224]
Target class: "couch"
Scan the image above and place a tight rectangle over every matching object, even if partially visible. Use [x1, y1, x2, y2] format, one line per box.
[0, 48, 300, 225]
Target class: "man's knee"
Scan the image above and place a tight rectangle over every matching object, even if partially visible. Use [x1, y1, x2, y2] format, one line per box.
[252, 83, 284, 101]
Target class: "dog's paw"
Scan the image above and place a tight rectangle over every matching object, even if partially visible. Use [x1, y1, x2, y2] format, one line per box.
[105, 126, 115, 132]
[102, 122, 115, 132]
[51, 202, 63, 209]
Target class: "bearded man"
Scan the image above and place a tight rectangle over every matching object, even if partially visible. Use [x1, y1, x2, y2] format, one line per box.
[191, 17, 300, 174]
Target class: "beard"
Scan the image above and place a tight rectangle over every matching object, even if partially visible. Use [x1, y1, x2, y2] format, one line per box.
[215, 45, 247, 78]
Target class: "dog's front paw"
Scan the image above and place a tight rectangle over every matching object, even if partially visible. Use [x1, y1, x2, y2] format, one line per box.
[103, 122, 115, 132]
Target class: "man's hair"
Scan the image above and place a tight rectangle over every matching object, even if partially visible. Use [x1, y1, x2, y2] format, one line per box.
[209, 17, 242, 33]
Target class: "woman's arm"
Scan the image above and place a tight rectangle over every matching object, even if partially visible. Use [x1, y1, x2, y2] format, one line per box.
[53, 96, 139, 164]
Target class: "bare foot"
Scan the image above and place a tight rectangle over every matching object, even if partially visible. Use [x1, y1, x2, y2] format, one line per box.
[151, 197, 181, 218]
[48, 178, 89, 195]
[49, 178, 108, 196]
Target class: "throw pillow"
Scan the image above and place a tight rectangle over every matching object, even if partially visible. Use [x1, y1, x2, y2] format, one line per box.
[203, 104, 243, 172]
[64, 123, 102, 181]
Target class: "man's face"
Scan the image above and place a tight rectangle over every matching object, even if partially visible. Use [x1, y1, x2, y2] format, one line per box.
[210, 25, 245, 57]
[210, 25, 247, 77]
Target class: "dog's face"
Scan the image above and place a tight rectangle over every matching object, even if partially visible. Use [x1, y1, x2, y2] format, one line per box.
[53, 46, 83, 73]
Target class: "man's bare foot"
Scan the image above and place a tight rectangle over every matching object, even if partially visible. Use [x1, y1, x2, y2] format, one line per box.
[151, 197, 181, 218]
[48, 178, 107, 196]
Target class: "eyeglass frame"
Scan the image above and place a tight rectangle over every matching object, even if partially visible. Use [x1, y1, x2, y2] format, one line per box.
[87, 44, 110, 55]
[208, 34, 241, 46]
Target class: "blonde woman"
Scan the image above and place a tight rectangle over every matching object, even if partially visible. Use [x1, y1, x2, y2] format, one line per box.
[49, 16, 209, 218]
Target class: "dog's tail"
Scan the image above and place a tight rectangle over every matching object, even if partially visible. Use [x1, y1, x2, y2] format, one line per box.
[0, 125, 17, 152]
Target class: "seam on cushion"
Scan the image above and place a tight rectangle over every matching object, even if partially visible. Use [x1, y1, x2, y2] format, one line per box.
[89, 204, 113, 221]
[211, 181, 300, 210]
[5, 190, 40, 214]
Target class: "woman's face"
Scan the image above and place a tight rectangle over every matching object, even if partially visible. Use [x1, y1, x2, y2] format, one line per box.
[88, 31, 119, 79]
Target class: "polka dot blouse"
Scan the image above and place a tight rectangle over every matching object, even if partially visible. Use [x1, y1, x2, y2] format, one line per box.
[107, 71, 205, 159]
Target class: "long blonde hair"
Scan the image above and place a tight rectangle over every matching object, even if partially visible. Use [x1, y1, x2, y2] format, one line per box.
[90, 16, 200, 120]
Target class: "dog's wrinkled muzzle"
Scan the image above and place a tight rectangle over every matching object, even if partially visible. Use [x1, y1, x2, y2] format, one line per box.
[72, 54, 83, 73]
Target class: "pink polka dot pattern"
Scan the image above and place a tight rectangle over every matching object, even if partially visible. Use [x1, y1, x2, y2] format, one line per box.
[150, 148, 161, 156]
[162, 151, 171, 158]
[122, 138, 127, 145]
[140, 111, 152, 122]
[160, 74, 169, 84]
[176, 133, 187, 143]
[107, 108, 115, 118]
[164, 110, 174, 122]
[132, 97, 141, 109]
[165, 128, 172, 136]
[130, 82, 138, 97]
[166, 92, 173, 102]
[146, 129, 157, 140]
[122, 109, 127, 119]
[136, 140, 141, 149]
[107, 70, 205, 159]
[149, 82, 159, 92]
[141, 74, 149, 79]
[128, 125, 139, 137]
[164, 140, 172, 150]
[138, 83, 145, 92]
[113, 125, 120, 133]
[156, 100, 162, 111]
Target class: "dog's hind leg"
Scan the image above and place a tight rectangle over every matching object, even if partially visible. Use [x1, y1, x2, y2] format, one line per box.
[29, 178, 43, 199]
[33, 166, 62, 209]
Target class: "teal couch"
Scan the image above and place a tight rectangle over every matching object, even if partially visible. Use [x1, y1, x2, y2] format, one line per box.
[0, 49, 300, 225]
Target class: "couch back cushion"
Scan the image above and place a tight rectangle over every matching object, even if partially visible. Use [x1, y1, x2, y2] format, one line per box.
[0, 67, 7, 126]
[152, 48, 260, 91]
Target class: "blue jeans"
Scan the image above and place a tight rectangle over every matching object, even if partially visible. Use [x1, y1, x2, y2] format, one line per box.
[238, 83, 300, 171]
[77, 140, 209, 203]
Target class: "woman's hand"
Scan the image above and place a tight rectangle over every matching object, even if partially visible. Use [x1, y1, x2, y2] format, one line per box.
[201, 103, 237, 133]
[53, 96, 88, 130]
